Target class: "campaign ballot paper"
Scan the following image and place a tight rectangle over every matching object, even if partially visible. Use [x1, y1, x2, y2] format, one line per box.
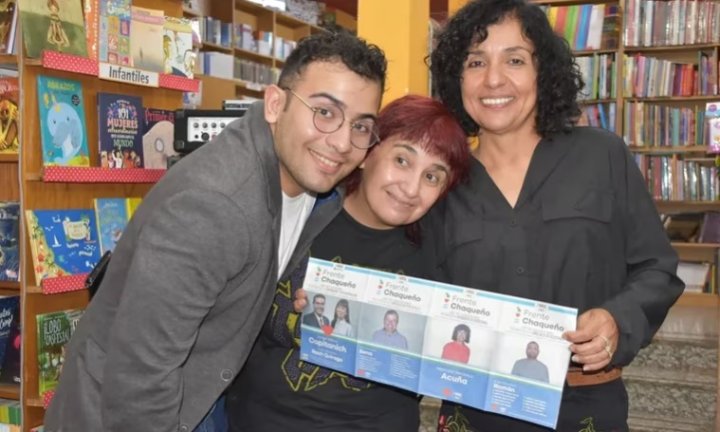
[299, 258, 578, 429]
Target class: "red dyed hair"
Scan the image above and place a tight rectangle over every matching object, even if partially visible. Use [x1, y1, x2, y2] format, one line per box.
[344, 94, 470, 196]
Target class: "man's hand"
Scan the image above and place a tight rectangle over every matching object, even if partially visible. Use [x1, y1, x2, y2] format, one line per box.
[293, 288, 308, 313]
[563, 308, 619, 371]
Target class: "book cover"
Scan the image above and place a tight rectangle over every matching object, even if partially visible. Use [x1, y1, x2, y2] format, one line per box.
[36, 308, 83, 395]
[0, 77, 18, 154]
[37, 75, 89, 166]
[94, 197, 135, 255]
[0, 1, 17, 54]
[98, 0, 131, 65]
[142, 108, 176, 169]
[163, 16, 195, 78]
[0, 303, 20, 385]
[130, 5, 164, 72]
[98, 92, 143, 168]
[18, 0, 87, 58]
[0, 296, 18, 374]
[25, 209, 100, 284]
[0, 202, 19, 282]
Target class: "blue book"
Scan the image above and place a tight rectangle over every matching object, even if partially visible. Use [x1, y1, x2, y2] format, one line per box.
[93, 198, 131, 255]
[37, 75, 89, 167]
[25, 209, 101, 284]
[0, 202, 19, 281]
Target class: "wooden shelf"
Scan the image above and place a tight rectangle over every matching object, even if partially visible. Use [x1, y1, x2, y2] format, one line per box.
[200, 42, 233, 54]
[182, 6, 202, 17]
[234, 47, 275, 63]
[25, 50, 200, 92]
[574, 48, 617, 56]
[235, 0, 272, 15]
[31, 166, 166, 184]
[656, 201, 720, 213]
[676, 292, 720, 308]
[625, 95, 720, 102]
[0, 281, 19, 291]
[0, 384, 19, 400]
[624, 43, 720, 53]
[578, 98, 616, 104]
[0, 154, 17, 163]
[630, 145, 709, 154]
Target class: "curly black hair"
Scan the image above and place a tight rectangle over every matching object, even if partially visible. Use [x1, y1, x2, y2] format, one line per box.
[278, 31, 387, 92]
[430, 0, 583, 137]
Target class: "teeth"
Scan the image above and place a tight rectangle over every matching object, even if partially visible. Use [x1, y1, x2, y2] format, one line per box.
[482, 97, 513, 106]
[313, 152, 339, 167]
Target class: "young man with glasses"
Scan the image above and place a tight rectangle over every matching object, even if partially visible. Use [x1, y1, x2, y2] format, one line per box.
[45, 32, 386, 432]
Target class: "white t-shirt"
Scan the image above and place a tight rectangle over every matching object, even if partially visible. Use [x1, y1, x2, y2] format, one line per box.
[277, 192, 316, 279]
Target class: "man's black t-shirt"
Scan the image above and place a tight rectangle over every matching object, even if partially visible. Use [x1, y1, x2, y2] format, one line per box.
[226, 209, 427, 432]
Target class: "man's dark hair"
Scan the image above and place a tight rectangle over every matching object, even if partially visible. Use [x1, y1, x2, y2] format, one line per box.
[278, 31, 387, 92]
[429, 0, 583, 137]
[312, 294, 326, 303]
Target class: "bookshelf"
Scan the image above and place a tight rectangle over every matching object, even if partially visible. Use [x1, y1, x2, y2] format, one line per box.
[16, 0, 186, 429]
[534, 0, 720, 307]
[0, 45, 19, 419]
[184, 0, 336, 108]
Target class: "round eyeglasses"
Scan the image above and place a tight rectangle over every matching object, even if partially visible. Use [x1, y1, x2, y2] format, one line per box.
[283, 88, 380, 150]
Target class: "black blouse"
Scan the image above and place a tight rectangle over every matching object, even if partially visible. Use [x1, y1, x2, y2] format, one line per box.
[422, 127, 684, 366]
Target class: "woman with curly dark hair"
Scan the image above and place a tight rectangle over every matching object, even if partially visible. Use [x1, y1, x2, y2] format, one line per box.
[424, 1, 683, 431]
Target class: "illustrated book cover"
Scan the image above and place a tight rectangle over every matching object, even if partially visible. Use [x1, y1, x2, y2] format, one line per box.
[0, 201, 19, 282]
[25, 209, 100, 284]
[94, 197, 141, 255]
[18, 0, 87, 58]
[0, 77, 18, 154]
[142, 108, 176, 169]
[98, 0, 131, 65]
[36, 308, 83, 394]
[37, 75, 89, 166]
[0, 296, 18, 375]
[98, 92, 143, 168]
[0, 301, 19, 384]
[129, 5, 164, 72]
[0, 1, 17, 54]
[163, 16, 195, 78]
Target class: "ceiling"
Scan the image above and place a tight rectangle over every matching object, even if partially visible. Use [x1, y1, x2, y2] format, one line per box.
[322, 0, 450, 21]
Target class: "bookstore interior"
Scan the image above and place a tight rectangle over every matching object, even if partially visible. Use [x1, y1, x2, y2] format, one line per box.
[0, 0, 718, 430]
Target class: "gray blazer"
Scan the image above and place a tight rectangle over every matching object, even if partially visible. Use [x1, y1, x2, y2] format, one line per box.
[44, 102, 343, 432]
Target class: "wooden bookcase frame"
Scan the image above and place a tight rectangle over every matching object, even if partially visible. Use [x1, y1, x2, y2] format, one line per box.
[17, 0, 186, 429]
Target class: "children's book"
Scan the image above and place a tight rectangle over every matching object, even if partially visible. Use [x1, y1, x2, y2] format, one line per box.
[0, 302, 20, 384]
[0, 1, 17, 54]
[98, 92, 143, 168]
[0, 202, 19, 282]
[0, 296, 18, 374]
[37, 75, 89, 166]
[163, 16, 195, 78]
[98, 0, 131, 65]
[0, 77, 18, 154]
[36, 308, 83, 395]
[93, 197, 141, 255]
[143, 108, 176, 169]
[130, 6, 164, 72]
[25, 209, 100, 284]
[18, 0, 87, 58]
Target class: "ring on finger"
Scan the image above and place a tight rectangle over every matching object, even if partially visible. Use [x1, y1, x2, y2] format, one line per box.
[604, 345, 613, 359]
[598, 335, 610, 348]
